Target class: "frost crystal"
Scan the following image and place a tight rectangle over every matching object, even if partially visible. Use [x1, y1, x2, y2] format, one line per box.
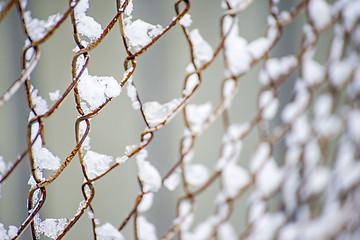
[84, 151, 113, 179]
[74, 0, 103, 41]
[96, 223, 124, 240]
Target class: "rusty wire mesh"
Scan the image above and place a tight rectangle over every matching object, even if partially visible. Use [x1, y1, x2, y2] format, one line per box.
[0, 0, 360, 239]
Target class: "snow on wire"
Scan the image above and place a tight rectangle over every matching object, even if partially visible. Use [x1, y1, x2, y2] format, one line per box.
[0, 0, 360, 239]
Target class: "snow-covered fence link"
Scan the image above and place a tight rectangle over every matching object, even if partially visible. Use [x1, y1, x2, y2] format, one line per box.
[1, 0, 360, 239]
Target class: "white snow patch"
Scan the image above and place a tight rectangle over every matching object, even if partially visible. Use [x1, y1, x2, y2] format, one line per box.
[84, 151, 113, 179]
[250, 142, 271, 173]
[348, 109, 360, 144]
[222, 162, 250, 198]
[125, 144, 138, 156]
[0, 156, 8, 177]
[180, 14, 192, 27]
[347, 66, 360, 98]
[49, 90, 61, 101]
[329, 54, 358, 88]
[74, 0, 102, 40]
[183, 64, 200, 96]
[217, 222, 237, 240]
[176, 200, 194, 231]
[183, 216, 217, 240]
[259, 55, 297, 85]
[37, 218, 69, 239]
[308, 0, 332, 31]
[74, 0, 103, 41]
[126, 79, 140, 110]
[125, 19, 163, 52]
[189, 29, 213, 68]
[282, 169, 300, 213]
[302, 52, 325, 86]
[281, 81, 310, 123]
[259, 90, 279, 120]
[185, 164, 209, 186]
[286, 114, 311, 146]
[137, 216, 158, 240]
[342, 1, 360, 31]
[142, 98, 182, 127]
[249, 212, 286, 240]
[0, 224, 18, 240]
[164, 168, 181, 191]
[96, 223, 124, 240]
[24, 11, 62, 41]
[256, 158, 283, 197]
[78, 70, 121, 111]
[248, 37, 271, 59]
[223, 16, 251, 76]
[33, 143, 61, 171]
[29, 85, 49, 115]
[248, 198, 266, 223]
[300, 167, 330, 199]
[186, 102, 212, 132]
[313, 94, 333, 118]
[137, 150, 161, 192]
[138, 192, 154, 213]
